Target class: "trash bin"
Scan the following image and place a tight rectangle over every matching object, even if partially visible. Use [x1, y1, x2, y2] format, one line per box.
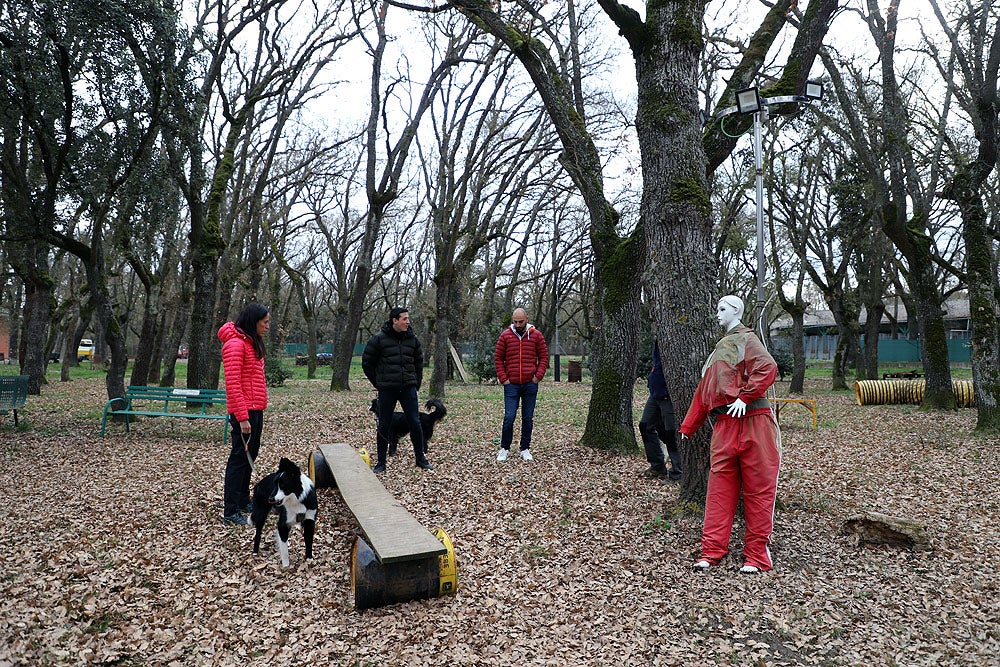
[567, 360, 582, 382]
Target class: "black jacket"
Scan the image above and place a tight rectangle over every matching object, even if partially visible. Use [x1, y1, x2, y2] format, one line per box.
[362, 320, 424, 390]
[647, 341, 671, 401]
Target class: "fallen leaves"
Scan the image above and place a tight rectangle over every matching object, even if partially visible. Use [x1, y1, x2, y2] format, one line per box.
[0, 377, 997, 666]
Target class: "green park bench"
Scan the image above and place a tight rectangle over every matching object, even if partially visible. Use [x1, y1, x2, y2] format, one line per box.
[0, 375, 29, 428]
[100, 386, 230, 443]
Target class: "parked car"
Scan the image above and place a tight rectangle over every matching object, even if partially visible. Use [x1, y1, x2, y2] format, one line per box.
[295, 352, 333, 366]
[177, 345, 189, 359]
[77, 338, 94, 362]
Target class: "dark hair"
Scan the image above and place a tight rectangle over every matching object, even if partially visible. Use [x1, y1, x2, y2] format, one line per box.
[389, 307, 409, 322]
[235, 303, 269, 359]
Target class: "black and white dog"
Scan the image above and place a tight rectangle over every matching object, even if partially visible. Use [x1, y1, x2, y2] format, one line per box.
[369, 397, 447, 455]
[251, 457, 318, 568]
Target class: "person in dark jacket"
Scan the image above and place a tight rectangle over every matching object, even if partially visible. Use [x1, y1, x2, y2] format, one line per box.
[362, 307, 433, 473]
[494, 307, 548, 462]
[638, 340, 682, 480]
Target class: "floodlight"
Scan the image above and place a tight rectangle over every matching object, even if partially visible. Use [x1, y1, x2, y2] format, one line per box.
[735, 87, 762, 114]
[805, 80, 824, 101]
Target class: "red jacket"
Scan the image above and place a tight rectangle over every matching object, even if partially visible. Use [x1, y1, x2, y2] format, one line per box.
[495, 324, 549, 384]
[218, 321, 268, 422]
[680, 325, 776, 436]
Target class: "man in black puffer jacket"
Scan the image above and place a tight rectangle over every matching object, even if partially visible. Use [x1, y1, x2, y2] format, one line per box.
[362, 307, 433, 473]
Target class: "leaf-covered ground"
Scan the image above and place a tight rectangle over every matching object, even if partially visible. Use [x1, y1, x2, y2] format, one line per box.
[1, 377, 997, 666]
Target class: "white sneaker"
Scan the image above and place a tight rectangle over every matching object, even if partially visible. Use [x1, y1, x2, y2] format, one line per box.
[496, 449, 509, 462]
[740, 565, 761, 574]
[692, 560, 711, 570]
[519, 449, 533, 461]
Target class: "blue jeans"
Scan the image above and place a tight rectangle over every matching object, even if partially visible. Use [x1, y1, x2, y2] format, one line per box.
[501, 382, 539, 451]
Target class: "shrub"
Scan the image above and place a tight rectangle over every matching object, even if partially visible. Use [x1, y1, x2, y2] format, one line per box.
[265, 359, 292, 387]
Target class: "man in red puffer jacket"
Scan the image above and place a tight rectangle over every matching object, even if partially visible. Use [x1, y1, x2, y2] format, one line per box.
[494, 307, 548, 462]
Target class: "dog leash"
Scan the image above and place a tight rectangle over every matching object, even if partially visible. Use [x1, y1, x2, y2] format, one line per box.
[240, 428, 257, 476]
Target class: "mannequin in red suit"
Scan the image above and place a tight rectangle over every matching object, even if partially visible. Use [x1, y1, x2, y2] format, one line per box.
[680, 296, 780, 573]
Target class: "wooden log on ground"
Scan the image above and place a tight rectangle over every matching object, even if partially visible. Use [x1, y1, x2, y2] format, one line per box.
[840, 511, 931, 550]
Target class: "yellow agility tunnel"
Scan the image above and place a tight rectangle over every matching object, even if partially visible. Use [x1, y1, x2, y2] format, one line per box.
[855, 379, 975, 407]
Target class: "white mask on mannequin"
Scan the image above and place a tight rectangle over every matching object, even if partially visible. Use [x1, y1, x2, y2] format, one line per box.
[716, 296, 744, 332]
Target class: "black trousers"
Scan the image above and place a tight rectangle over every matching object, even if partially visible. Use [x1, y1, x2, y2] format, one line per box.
[375, 387, 424, 464]
[638, 396, 680, 470]
[224, 410, 262, 516]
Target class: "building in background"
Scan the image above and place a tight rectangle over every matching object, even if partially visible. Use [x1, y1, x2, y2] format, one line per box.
[770, 294, 971, 363]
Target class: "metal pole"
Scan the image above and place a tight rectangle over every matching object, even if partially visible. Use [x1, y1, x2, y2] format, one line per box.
[754, 107, 767, 336]
[553, 221, 560, 382]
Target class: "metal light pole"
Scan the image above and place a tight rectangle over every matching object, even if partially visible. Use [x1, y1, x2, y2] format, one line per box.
[552, 210, 560, 381]
[752, 104, 767, 334]
[714, 82, 824, 336]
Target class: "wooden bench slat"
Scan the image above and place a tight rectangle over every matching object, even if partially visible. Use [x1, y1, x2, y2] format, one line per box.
[318, 443, 446, 564]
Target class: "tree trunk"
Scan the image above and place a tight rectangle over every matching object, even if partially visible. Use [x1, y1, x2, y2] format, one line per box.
[826, 290, 862, 391]
[899, 257, 955, 409]
[789, 312, 806, 394]
[60, 319, 75, 382]
[128, 278, 160, 387]
[630, 0, 721, 502]
[429, 278, 453, 398]
[330, 222, 377, 392]
[159, 292, 190, 387]
[582, 273, 643, 452]
[953, 176, 1000, 430]
[862, 302, 884, 380]
[18, 280, 51, 395]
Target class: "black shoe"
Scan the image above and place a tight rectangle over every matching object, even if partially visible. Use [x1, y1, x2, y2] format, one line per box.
[222, 513, 250, 527]
[640, 466, 668, 478]
[668, 469, 683, 481]
[415, 458, 434, 471]
[373, 462, 387, 474]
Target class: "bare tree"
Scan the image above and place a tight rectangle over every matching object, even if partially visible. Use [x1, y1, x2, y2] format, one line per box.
[325, 3, 470, 391]
[161, 0, 351, 390]
[416, 25, 565, 396]
[926, 0, 1000, 431]
[0, 1, 176, 399]
[820, 0, 955, 408]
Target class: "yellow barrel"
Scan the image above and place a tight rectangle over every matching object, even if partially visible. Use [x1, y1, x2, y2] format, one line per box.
[855, 378, 976, 407]
[308, 450, 333, 489]
[308, 447, 373, 489]
[953, 379, 975, 408]
[350, 528, 458, 611]
[431, 527, 458, 596]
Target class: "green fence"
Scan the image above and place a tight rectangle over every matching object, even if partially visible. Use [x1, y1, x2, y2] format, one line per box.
[874, 338, 971, 363]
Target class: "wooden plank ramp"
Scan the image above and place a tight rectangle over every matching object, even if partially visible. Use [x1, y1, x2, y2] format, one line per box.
[317, 442, 445, 564]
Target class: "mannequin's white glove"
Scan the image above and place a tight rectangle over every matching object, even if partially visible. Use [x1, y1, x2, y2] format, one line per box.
[727, 397, 747, 418]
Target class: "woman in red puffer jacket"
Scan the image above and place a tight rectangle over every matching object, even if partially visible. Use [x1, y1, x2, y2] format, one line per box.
[218, 303, 270, 527]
